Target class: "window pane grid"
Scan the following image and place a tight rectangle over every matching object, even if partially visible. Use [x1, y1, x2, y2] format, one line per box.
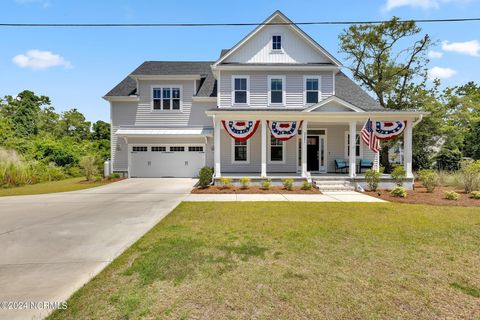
[272, 35, 282, 50]
[270, 78, 283, 104]
[234, 78, 247, 104]
[306, 79, 319, 104]
[152, 87, 181, 110]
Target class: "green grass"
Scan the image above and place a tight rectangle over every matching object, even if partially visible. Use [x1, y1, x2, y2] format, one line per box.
[49, 202, 480, 320]
[0, 177, 114, 197]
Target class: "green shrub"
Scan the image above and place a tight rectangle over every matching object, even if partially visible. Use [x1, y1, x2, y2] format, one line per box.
[365, 169, 381, 191]
[79, 155, 98, 181]
[44, 162, 66, 181]
[418, 169, 439, 193]
[107, 173, 121, 180]
[301, 180, 312, 190]
[93, 175, 103, 182]
[239, 177, 251, 189]
[261, 178, 272, 190]
[0, 148, 33, 187]
[65, 165, 82, 178]
[282, 178, 294, 191]
[390, 186, 407, 198]
[444, 191, 459, 201]
[470, 191, 480, 199]
[458, 160, 480, 193]
[219, 177, 232, 188]
[391, 166, 406, 186]
[198, 166, 214, 188]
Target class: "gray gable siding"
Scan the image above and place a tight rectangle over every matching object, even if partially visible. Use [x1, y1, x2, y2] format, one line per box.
[111, 101, 137, 171]
[219, 71, 334, 108]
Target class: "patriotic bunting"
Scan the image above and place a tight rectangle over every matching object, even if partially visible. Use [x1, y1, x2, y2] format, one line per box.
[361, 119, 407, 153]
[221, 120, 260, 142]
[267, 121, 303, 141]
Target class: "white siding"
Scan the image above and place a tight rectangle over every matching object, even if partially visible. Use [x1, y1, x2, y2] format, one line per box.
[111, 102, 137, 171]
[219, 71, 334, 108]
[224, 19, 331, 64]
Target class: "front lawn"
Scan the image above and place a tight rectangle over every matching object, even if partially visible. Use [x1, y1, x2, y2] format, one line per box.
[49, 202, 480, 319]
[0, 177, 116, 197]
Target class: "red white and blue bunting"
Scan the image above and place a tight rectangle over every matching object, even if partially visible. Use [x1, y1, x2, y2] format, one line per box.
[221, 120, 260, 142]
[373, 121, 406, 140]
[267, 121, 303, 141]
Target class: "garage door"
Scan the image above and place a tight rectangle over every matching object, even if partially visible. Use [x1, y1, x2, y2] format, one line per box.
[130, 145, 205, 178]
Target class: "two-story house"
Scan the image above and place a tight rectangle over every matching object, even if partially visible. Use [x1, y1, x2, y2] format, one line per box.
[103, 11, 425, 189]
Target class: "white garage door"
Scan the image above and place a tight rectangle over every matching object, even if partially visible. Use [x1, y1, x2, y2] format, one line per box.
[130, 145, 205, 178]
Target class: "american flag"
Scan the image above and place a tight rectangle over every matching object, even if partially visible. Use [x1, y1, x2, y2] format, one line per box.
[361, 118, 380, 153]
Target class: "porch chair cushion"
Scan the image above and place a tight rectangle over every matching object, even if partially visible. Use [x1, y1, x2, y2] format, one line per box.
[358, 159, 374, 173]
[335, 159, 348, 172]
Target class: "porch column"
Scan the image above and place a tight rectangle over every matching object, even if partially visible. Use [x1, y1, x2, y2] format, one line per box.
[214, 116, 221, 178]
[349, 121, 357, 178]
[261, 120, 267, 177]
[404, 120, 413, 178]
[301, 121, 308, 177]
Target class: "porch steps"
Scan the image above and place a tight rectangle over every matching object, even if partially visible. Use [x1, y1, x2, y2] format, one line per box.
[314, 180, 355, 192]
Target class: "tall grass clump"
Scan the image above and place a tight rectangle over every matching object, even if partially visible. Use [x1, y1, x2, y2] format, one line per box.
[0, 148, 33, 187]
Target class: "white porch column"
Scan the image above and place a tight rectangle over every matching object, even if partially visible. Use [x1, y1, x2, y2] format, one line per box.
[349, 121, 357, 178]
[214, 116, 221, 178]
[261, 119, 267, 177]
[301, 121, 308, 177]
[404, 120, 413, 178]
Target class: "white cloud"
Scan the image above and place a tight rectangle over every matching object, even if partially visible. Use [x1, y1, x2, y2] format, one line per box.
[15, 0, 50, 7]
[441, 40, 480, 57]
[12, 50, 72, 70]
[428, 50, 444, 59]
[428, 66, 457, 80]
[382, 0, 469, 11]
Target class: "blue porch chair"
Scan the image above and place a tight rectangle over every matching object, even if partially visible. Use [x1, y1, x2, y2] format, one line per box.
[358, 159, 373, 173]
[334, 159, 348, 173]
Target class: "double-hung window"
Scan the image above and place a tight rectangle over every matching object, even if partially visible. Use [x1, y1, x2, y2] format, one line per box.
[152, 87, 181, 111]
[233, 76, 248, 105]
[345, 133, 362, 158]
[233, 140, 249, 163]
[305, 77, 320, 104]
[272, 35, 282, 50]
[269, 76, 285, 105]
[269, 136, 284, 162]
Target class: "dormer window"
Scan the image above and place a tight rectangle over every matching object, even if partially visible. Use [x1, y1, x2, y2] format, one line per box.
[152, 86, 181, 111]
[272, 35, 282, 50]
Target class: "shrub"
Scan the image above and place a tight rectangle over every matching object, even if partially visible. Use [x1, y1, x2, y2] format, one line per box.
[93, 175, 103, 182]
[219, 177, 232, 188]
[282, 178, 294, 191]
[444, 191, 459, 201]
[44, 162, 66, 182]
[458, 160, 480, 193]
[301, 180, 312, 190]
[390, 186, 407, 198]
[418, 169, 439, 193]
[239, 177, 251, 189]
[391, 166, 406, 186]
[365, 169, 380, 191]
[261, 178, 271, 190]
[198, 166, 214, 188]
[436, 147, 462, 171]
[470, 191, 480, 199]
[0, 148, 33, 187]
[107, 173, 121, 180]
[79, 155, 98, 181]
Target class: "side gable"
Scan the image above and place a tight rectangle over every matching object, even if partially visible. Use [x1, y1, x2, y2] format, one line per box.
[213, 11, 341, 66]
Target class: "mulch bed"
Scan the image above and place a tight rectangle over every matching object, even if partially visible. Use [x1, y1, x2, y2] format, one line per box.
[366, 183, 480, 207]
[192, 186, 321, 194]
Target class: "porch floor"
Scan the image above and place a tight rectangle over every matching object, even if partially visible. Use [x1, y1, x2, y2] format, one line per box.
[216, 172, 395, 180]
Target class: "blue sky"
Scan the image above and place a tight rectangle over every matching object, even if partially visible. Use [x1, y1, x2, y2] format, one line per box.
[1, 0, 479, 122]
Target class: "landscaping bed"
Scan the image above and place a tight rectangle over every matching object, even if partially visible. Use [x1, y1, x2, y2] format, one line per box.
[192, 185, 321, 194]
[366, 183, 480, 207]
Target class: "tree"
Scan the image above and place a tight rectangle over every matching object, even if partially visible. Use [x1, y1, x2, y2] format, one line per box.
[60, 108, 91, 141]
[339, 17, 431, 172]
[92, 120, 110, 140]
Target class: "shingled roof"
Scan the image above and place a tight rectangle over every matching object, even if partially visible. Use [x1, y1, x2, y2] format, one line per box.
[334, 72, 383, 111]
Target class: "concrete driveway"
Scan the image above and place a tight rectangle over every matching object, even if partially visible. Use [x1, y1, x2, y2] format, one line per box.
[0, 178, 196, 320]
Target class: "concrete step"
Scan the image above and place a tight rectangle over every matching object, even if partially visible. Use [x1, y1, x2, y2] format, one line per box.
[314, 180, 355, 192]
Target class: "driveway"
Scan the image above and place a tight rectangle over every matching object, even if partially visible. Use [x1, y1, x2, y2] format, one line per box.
[0, 178, 196, 320]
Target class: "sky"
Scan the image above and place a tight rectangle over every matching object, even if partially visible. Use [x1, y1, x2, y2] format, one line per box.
[1, 0, 479, 122]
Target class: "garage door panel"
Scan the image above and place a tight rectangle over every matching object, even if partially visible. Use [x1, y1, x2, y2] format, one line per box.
[130, 145, 205, 178]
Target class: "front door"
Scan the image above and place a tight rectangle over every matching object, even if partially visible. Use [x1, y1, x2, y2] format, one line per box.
[307, 136, 319, 171]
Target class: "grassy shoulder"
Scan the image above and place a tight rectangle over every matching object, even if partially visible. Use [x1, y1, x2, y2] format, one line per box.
[0, 177, 116, 197]
[48, 202, 480, 320]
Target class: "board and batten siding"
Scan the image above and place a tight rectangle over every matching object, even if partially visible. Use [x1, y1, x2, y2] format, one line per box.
[223, 21, 331, 64]
[219, 71, 333, 108]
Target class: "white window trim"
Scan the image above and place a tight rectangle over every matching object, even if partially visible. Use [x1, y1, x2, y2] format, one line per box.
[231, 75, 250, 106]
[268, 134, 286, 164]
[231, 139, 250, 164]
[271, 34, 284, 53]
[268, 75, 286, 106]
[344, 131, 363, 159]
[303, 75, 322, 106]
[150, 85, 183, 112]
